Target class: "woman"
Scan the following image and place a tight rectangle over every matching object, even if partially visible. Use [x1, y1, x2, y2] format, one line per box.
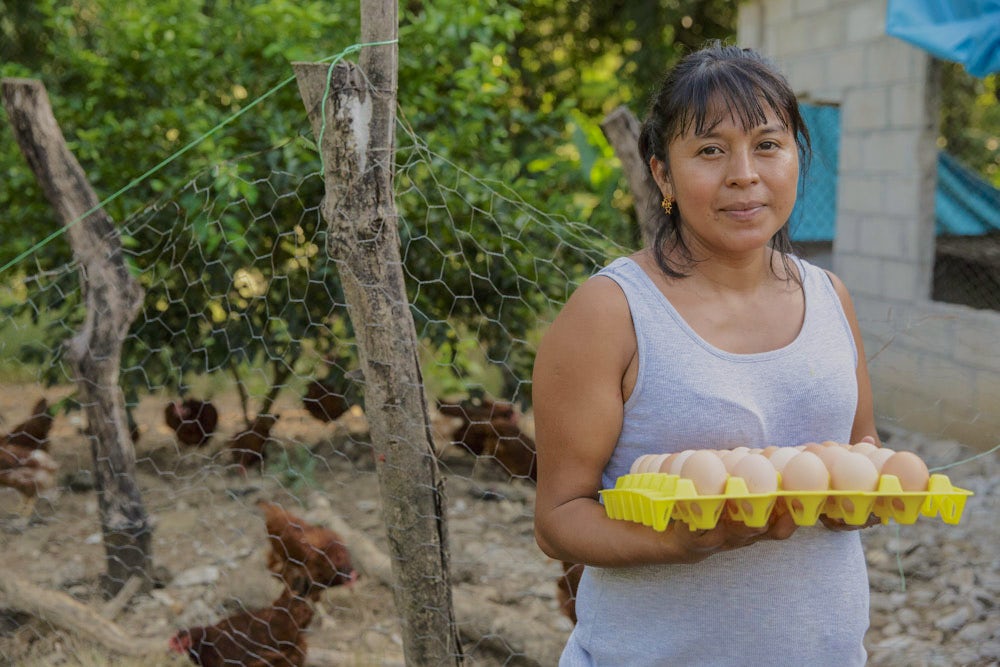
[532, 42, 879, 666]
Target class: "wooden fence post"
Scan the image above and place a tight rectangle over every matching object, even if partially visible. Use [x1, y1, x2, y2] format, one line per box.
[601, 105, 659, 247]
[1, 78, 152, 597]
[293, 2, 461, 664]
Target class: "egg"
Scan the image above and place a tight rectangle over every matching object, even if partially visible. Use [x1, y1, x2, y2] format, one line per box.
[830, 451, 879, 491]
[768, 447, 801, 473]
[657, 453, 678, 473]
[850, 441, 879, 457]
[668, 449, 696, 475]
[646, 453, 671, 473]
[760, 445, 780, 458]
[813, 442, 849, 471]
[780, 451, 829, 491]
[731, 453, 778, 494]
[880, 451, 930, 491]
[866, 447, 896, 473]
[629, 455, 652, 474]
[720, 449, 749, 474]
[679, 450, 729, 495]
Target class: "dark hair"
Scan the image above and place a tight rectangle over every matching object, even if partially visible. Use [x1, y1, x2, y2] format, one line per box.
[638, 40, 811, 279]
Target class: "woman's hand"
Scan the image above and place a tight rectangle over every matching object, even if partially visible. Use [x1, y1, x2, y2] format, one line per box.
[669, 503, 797, 562]
[819, 513, 882, 531]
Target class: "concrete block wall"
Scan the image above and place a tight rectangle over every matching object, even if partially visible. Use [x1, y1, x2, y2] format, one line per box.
[739, 0, 1000, 449]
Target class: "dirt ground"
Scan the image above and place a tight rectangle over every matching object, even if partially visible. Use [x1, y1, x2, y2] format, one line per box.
[0, 384, 571, 666]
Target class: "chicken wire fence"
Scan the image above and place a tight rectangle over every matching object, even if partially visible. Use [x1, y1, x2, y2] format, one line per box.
[0, 60, 998, 667]
[0, 87, 626, 664]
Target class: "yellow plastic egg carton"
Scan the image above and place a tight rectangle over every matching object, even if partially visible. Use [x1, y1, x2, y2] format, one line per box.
[600, 472, 973, 531]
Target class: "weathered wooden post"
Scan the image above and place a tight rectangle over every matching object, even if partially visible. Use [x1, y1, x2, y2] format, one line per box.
[601, 105, 659, 247]
[2, 78, 152, 597]
[293, 2, 461, 665]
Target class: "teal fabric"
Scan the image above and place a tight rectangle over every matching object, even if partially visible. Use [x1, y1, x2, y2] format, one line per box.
[887, 0, 1000, 78]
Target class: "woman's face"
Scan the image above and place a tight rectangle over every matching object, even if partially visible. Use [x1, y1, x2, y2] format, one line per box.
[652, 103, 799, 259]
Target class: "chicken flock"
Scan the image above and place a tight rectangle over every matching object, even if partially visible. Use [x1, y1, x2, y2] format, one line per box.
[169, 501, 357, 666]
[0, 386, 579, 664]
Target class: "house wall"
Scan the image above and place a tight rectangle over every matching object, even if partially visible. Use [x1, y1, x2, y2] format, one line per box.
[739, 0, 999, 449]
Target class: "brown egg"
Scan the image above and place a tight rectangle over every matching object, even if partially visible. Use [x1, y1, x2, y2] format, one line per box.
[780, 451, 829, 491]
[731, 453, 778, 494]
[668, 449, 696, 475]
[830, 451, 880, 492]
[630, 455, 652, 474]
[761, 445, 780, 458]
[880, 451, 930, 491]
[646, 453, 671, 473]
[866, 447, 896, 473]
[658, 453, 678, 473]
[721, 449, 750, 474]
[679, 450, 729, 495]
[768, 447, 801, 473]
[814, 443, 849, 471]
[850, 441, 879, 457]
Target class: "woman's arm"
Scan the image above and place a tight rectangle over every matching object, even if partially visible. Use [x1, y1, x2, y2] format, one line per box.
[532, 275, 794, 567]
[825, 270, 880, 446]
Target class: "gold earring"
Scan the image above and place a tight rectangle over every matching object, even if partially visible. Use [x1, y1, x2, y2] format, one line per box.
[661, 196, 673, 216]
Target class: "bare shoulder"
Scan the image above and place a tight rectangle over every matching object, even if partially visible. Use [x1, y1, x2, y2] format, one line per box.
[543, 274, 633, 351]
[533, 271, 637, 387]
[822, 269, 855, 308]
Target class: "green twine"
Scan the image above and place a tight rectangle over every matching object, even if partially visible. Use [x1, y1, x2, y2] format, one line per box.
[0, 38, 397, 276]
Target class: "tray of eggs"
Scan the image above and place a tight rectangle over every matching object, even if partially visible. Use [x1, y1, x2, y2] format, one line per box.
[600, 441, 973, 531]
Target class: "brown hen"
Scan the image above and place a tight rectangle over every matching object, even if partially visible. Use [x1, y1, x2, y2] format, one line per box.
[2, 398, 54, 451]
[227, 414, 280, 474]
[257, 500, 358, 598]
[164, 399, 218, 448]
[168, 587, 314, 667]
[0, 442, 58, 517]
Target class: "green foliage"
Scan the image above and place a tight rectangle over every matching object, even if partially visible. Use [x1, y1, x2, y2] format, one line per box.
[0, 0, 733, 410]
[940, 63, 1000, 187]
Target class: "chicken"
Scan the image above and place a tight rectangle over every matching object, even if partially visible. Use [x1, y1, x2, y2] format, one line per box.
[556, 561, 584, 625]
[227, 414, 280, 473]
[0, 442, 58, 517]
[2, 398, 54, 451]
[482, 416, 537, 482]
[437, 398, 516, 456]
[257, 500, 358, 597]
[438, 399, 536, 481]
[302, 380, 349, 423]
[168, 587, 314, 667]
[164, 399, 219, 448]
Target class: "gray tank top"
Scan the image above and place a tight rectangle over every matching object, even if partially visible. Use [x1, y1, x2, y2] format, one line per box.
[560, 256, 869, 667]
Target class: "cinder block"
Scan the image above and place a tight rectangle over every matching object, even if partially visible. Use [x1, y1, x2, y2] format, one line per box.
[738, 2, 764, 50]
[864, 41, 914, 85]
[794, 0, 833, 15]
[842, 88, 888, 131]
[839, 174, 887, 215]
[845, 0, 887, 44]
[836, 254, 884, 297]
[788, 56, 829, 94]
[888, 82, 929, 129]
[826, 47, 865, 91]
[881, 259, 923, 301]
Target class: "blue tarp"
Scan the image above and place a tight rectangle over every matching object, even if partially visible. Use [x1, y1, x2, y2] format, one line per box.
[886, 0, 1000, 77]
[937, 151, 1000, 236]
[789, 103, 1000, 242]
[789, 104, 840, 242]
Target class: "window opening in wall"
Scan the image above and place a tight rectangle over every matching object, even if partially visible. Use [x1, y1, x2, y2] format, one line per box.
[789, 102, 840, 272]
[932, 62, 1000, 312]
